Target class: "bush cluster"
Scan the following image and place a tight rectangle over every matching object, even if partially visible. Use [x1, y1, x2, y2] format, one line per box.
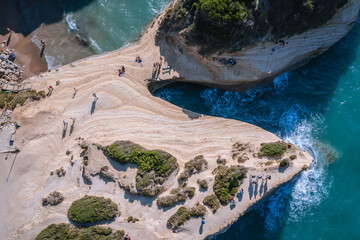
[178, 155, 208, 182]
[197, 179, 208, 190]
[0, 90, 45, 110]
[35, 224, 125, 240]
[259, 142, 287, 157]
[127, 216, 139, 223]
[213, 165, 247, 204]
[280, 159, 290, 167]
[157, 185, 195, 208]
[203, 194, 220, 212]
[167, 203, 207, 229]
[68, 195, 118, 224]
[104, 141, 179, 197]
[196, 0, 248, 23]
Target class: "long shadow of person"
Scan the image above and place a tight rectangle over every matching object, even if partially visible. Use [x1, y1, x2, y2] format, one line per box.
[248, 178, 253, 200]
[237, 193, 243, 202]
[62, 127, 67, 139]
[199, 223, 203, 235]
[69, 124, 74, 136]
[259, 181, 264, 196]
[254, 182, 258, 198]
[264, 180, 268, 194]
[91, 99, 97, 115]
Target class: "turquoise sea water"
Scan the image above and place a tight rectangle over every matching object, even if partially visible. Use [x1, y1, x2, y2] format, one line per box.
[21, 1, 360, 239]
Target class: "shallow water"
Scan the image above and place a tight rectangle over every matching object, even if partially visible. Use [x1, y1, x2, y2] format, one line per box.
[17, 0, 172, 68]
[18, 1, 360, 238]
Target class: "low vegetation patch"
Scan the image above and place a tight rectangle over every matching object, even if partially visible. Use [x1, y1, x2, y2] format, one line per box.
[42, 191, 64, 206]
[197, 179, 208, 190]
[280, 158, 290, 168]
[104, 141, 179, 197]
[259, 142, 287, 157]
[203, 194, 220, 212]
[289, 155, 297, 160]
[178, 155, 208, 182]
[35, 223, 125, 240]
[127, 216, 139, 223]
[213, 165, 247, 204]
[167, 203, 207, 229]
[0, 90, 45, 110]
[68, 195, 118, 224]
[157, 184, 195, 208]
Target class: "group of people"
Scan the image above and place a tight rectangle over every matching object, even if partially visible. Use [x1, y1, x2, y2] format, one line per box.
[117, 66, 126, 77]
[162, 65, 172, 74]
[251, 174, 271, 184]
[135, 56, 142, 67]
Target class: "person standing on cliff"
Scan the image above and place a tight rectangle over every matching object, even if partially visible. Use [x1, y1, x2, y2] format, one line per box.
[6, 28, 13, 46]
[40, 40, 46, 58]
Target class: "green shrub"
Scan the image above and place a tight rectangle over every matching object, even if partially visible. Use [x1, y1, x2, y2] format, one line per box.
[104, 141, 179, 197]
[280, 159, 290, 168]
[178, 155, 208, 182]
[68, 195, 118, 223]
[198, 0, 248, 23]
[157, 186, 195, 208]
[289, 155, 297, 160]
[167, 204, 207, 229]
[203, 194, 220, 212]
[66, 150, 71, 155]
[35, 223, 125, 240]
[259, 142, 287, 157]
[197, 179, 208, 190]
[0, 90, 45, 110]
[213, 166, 247, 204]
[127, 216, 139, 223]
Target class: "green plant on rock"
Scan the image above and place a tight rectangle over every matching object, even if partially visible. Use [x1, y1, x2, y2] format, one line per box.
[259, 142, 287, 157]
[157, 185, 196, 208]
[167, 203, 207, 229]
[280, 158, 290, 168]
[104, 141, 179, 197]
[197, 179, 208, 190]
[0, 90, 45, 110]
[68, 195, 118, 224]
[198, 0, 248, 23]
[203, 194, 220, 212]
[213, 165, 247, 204]
[178, 155, 208, 182]
[35, 223, 125, 240]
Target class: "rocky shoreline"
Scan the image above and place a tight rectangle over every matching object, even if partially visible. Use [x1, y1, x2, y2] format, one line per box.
[1, 0, 358, 239]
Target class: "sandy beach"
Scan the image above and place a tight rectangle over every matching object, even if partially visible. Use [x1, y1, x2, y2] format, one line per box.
[0, 0, 48, 80]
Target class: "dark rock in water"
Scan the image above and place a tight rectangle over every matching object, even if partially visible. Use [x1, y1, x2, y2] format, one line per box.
[75, 34, 90, 47]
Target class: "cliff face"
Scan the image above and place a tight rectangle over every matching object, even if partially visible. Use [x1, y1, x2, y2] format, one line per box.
[153, 0, 359, 91]
[159, 0, 349, 54]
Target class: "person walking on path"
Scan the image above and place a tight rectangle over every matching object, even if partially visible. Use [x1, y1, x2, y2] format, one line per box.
[63, 121, 68, 128]
[73, 88, 78, 98]
[93, 93, 98, 101]
[201, 217, 205, 225]
[40, 40, 46, 58]
[71, 117, 76, 124]
[6, 28, 13, 46]
[47, 85, 53, 96]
